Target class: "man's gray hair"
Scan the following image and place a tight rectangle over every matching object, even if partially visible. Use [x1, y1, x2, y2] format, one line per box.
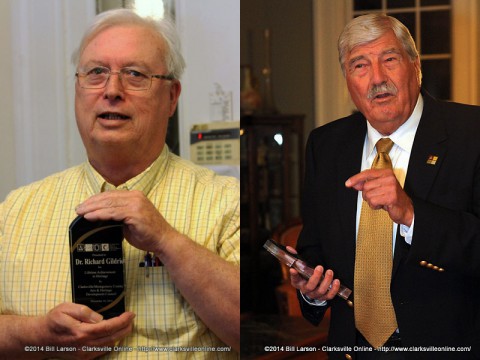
[72, 8, 186, 79]
[338, 13, 421, 82]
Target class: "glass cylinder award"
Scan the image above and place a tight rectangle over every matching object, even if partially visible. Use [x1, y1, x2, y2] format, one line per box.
[69, 215, 125, 319]
[264, 239, 353, 307]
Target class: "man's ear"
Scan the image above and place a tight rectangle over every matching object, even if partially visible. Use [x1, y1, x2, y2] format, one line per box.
[414, 57, 422, 86]
[169, 80, 182, 117]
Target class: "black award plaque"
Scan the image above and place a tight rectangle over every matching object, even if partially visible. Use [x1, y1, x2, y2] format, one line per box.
[69, 215, 125, 319]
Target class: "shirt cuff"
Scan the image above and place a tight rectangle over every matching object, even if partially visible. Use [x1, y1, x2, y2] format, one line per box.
[399, 215, 415, 245]
[300, 292, 327, 306]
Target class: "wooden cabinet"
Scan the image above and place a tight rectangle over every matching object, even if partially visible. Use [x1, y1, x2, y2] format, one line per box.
[241, 114, 304, 313]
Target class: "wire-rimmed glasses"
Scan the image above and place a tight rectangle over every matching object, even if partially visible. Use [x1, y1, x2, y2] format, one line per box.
[75, 66, 174, 91]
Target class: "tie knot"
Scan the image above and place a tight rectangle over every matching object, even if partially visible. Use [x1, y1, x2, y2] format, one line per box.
[376, 138, 394, 155]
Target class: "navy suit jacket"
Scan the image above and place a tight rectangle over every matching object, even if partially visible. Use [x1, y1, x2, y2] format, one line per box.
[297, 92, 480, 359]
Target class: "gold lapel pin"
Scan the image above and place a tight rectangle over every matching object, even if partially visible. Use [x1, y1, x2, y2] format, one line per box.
[426, 155, 438, 165]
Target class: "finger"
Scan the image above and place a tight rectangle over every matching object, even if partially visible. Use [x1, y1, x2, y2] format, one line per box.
[345, 172, 370, 190]
[60, 303, 104, 324]
[364, 194, 388, 210]
[346, 169, 393, 190]
[289, 268, 304, 288]
[286, 246, 297, 254]
[362, 180, 398, 209]
[303, 265, 324, 293]
[88, 312, 136, 343]
[325, 279, 341, 300]
[76, 191, 130, 214]
[81, 208, 127, 222]
[77, 197, 131, 222]
[316, 269, 335, 295]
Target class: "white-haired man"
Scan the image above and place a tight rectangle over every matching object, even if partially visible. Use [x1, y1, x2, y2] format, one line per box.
[0, 9, 239, 359]
[290, 13, 480, 360]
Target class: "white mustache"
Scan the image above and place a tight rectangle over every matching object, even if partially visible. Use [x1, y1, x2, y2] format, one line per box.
[367, 82, 398, 99]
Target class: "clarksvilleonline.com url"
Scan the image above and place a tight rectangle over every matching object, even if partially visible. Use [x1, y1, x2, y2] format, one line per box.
[322, 345, 472, 353]
[263, 345, 472, 353]
[373, 346, 472, 353]
[136, 346, 232, 352]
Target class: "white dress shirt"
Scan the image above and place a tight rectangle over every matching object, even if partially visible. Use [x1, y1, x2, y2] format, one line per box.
[358, 93, 423, 249]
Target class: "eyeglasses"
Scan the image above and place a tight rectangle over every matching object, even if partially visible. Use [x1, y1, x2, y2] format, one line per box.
[75, 66, 174, 91]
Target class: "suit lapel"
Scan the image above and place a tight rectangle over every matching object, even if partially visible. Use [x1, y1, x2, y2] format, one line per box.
[404, 93, 447, 202]
[337, 114, 367, 285]
[393, 92, 447, 275]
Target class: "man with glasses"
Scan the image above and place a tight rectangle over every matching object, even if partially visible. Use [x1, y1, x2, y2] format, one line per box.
[0, 9, 239, 359]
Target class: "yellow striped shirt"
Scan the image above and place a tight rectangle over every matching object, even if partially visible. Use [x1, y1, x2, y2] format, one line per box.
[0, 146, 239, 359]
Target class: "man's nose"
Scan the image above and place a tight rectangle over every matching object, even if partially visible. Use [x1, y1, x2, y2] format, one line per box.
[371, 61, 387, 85]
[103, 72, 125, 99]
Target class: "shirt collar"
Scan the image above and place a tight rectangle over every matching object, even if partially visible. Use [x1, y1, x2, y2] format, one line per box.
[84, 146, 170, 195]
[366, 93, 423, 157]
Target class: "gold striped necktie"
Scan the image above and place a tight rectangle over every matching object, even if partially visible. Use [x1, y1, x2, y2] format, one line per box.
[354, 137, 398, 349]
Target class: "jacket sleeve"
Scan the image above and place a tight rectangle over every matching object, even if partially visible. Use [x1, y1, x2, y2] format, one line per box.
[297, 290, 330, 326]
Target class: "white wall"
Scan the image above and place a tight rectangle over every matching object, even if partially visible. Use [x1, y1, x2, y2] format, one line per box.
[0, 0, 92, 201]
[0, 0, 16, 199]
[176, 0, 240, 159]
[0, 0, 240, 200]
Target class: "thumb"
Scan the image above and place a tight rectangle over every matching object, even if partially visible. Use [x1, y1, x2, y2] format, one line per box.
[286, 246, 298, 254]
[289, 268, 304, 288]
[67, 304, 103, 324]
